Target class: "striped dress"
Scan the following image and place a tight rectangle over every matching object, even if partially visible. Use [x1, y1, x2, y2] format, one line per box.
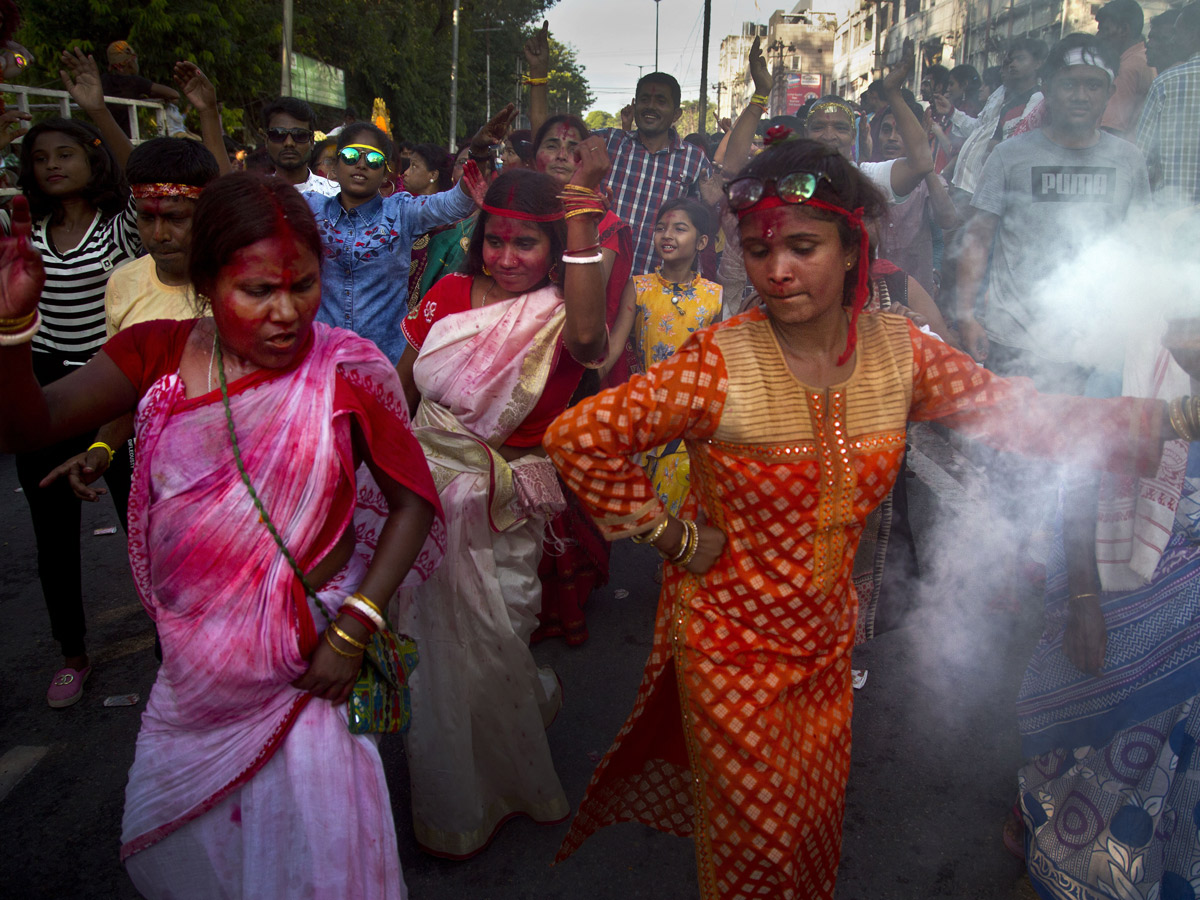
[32, 198, 141, 367]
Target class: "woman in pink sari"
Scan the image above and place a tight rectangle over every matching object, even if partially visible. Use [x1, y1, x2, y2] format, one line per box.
[0, 175, 443, 899]
[392, 153, 611, 857]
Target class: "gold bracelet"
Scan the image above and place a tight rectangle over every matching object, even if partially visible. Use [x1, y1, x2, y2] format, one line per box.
[350, 591, 384, 618]
[329, 622, 367, 651]
[678, 521, 702, 567]
[631, 517, 670, 545]
[1184, 395, 1200, 441]
[1069, 592, 1099, 602]
[671, 521, 698, 565]
[0, 310, 36, 331]
[663, 520, 691, 561]
[523, 76, 549, 85]
[325, 629, 362, 658]
[1170, 397, 1195, 441]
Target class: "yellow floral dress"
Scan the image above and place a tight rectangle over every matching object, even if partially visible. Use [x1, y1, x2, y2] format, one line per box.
[632, 269, 723, 514]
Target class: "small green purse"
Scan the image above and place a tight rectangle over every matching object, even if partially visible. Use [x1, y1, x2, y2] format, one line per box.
[216, 338, 417, 735]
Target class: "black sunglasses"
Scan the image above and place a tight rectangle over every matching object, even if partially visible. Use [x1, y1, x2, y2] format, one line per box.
[266, 127, 314, 144]
[724, 172, 831, 212]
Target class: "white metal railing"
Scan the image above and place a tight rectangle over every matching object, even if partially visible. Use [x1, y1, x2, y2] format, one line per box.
[0, 83, 167, 143]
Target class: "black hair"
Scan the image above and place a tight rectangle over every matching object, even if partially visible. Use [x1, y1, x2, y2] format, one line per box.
[1151, 8, 1182, 29]
[866, 79, 887, 98]
[1096, 0, 1145, 39]
[869, 90, 925, 162]
[982, 66, 1004, 90]
[1178, 2, 1200, 41]
[949, 64, 982, 98]
[1041, 33, 1118, 82]
[188, 172, 322, 305]
[533, 114, 591, 156]
[18, 118, 128, 220]
[1008, 37, 1049, 63]
[336, 122, 393, 157]
[506, 129, 534, 165]
[656, 196, 713, 242]
[735, 138, 887, 306]
[923, 64, 951, 91]
[411, 142, 453, 191]
[0, 0, 20, 45]
[309, 137, 336, 171]
[636, 72, 682, 109]
[261, 96, 316, 131]
[464, 169, 567, 288]
[343, 106, 359, 120]
[222, 134, 244, 155]
[126, 137, 220, 188]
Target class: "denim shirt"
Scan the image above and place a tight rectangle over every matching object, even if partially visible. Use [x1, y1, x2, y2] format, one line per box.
[305, 187, 476, 363]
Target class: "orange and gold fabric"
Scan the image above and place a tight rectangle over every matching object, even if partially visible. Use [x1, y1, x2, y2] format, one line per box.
[543, 308, 1164, 900]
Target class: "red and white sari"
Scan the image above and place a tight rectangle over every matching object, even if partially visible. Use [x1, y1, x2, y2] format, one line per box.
[108, 321, 442, 899]
[395, 283, 575, 857]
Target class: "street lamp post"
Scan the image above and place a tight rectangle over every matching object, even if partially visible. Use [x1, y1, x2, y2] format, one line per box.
[654, 0, 663, 71]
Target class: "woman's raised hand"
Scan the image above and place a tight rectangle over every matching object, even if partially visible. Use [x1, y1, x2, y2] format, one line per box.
[570, 135, 610, 190]
[524, 20, 551, 78]
[0, 196, 46, 320]
[59, 47, 105, 113]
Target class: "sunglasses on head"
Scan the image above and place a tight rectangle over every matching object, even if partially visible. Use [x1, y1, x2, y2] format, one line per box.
[266, 127, 314, 144]
[337, 145, 389, 170]
[723, 171, 831, 212]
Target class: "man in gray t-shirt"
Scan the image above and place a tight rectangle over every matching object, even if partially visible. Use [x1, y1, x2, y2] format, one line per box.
[957, 38, 1150, 377]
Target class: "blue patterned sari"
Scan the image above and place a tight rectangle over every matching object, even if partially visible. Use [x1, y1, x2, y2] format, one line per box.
[1018, 445, 1200, 900]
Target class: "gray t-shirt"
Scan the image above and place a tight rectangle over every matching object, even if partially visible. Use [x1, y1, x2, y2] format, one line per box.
[971, 129, 1149, 360]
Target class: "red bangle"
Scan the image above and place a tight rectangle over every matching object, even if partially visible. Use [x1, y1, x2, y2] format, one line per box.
[565, 243, 601, 255]
[338, 605, 378, 635]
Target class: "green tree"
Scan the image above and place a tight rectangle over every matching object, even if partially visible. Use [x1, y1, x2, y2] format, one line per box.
[584, 110, 619, 130]
[542, 37, 593, 118]
[14, 0, 584, 148]
[676, 97, 715, 137]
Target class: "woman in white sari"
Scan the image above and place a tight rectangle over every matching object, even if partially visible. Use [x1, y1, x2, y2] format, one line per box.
[393, 146, 611, 857]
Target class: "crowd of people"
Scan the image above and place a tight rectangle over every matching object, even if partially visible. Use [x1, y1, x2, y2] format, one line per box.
[1, 1, 1200, 898]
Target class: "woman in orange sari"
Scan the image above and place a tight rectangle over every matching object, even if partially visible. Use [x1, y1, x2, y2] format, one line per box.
[542, 136, 1197, 900]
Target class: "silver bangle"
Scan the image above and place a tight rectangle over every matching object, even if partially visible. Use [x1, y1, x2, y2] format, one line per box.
[0, 310, 40, 347]
[560, 251, 605, 265]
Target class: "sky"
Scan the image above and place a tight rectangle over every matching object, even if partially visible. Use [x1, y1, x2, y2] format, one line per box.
[543, 0, 775, 115]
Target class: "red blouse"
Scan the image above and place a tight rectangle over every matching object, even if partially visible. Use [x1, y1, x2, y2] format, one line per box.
[401, 273, 585, 448]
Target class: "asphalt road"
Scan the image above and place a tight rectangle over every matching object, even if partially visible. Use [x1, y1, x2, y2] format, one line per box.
[0, 424, 1042, 899]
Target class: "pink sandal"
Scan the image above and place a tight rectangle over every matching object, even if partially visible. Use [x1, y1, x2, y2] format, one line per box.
[47, 666, 91, 709]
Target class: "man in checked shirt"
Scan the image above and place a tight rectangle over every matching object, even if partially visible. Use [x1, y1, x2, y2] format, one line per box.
[592, 72, 713, 276]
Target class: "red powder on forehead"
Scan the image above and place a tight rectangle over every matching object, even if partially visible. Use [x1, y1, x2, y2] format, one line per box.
[553, 124, 578, 142]
[487, 217, 526, 241]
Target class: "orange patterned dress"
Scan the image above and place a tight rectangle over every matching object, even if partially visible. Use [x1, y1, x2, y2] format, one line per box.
[542, 308, 1163, 900]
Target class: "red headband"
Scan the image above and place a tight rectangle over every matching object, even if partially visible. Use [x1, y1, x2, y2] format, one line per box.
[131, 183, 204, 200]
[479, 203, 564, 222]
[737, 194, 870, 367]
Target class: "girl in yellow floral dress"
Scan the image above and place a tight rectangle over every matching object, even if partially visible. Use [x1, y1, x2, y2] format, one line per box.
[628, 198, 723, 513]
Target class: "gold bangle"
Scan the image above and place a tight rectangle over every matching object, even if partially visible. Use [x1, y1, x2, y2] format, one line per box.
[631, 517, 670, 545]
[750, 93, 769, 107]
[523, 76, 549, 85]
[678, 521, 702, 568]
[0, 310, 36, 332]
[329, 622, 367, 651]
[1170, 397, 1195, 441]
[325, 629, 362, 658]
[350, 591, 384, 618]
[87, 441, 116, 464]
[670, 521, 698, 565]
[663, 521, 690, 561]
[1069, 592, 1099, 602]
[1184, 395, 1200, 440]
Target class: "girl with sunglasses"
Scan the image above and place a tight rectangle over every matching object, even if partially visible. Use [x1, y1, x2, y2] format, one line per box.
[543, 135, 1200, 899]
[305, 111, 514, 365]
[391, 152, 611, 858]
